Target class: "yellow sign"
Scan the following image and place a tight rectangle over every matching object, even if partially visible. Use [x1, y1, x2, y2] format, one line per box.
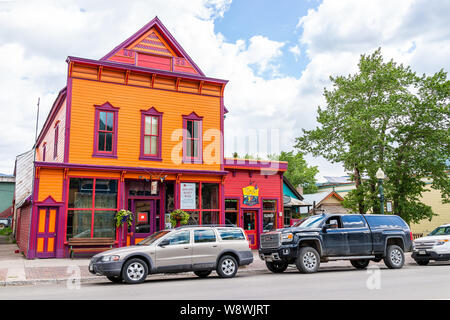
[243, 185, 259, 206]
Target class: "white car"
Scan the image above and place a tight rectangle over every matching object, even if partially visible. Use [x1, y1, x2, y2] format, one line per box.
[412, 223, 450, 265]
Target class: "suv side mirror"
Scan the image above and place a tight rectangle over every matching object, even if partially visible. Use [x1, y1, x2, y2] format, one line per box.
[159, 239, 170, 247]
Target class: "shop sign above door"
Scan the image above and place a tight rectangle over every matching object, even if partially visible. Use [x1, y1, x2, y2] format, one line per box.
[243, 185, 259, 206]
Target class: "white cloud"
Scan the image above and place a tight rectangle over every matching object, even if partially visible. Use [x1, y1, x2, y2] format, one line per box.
[289, 45, 301, 61]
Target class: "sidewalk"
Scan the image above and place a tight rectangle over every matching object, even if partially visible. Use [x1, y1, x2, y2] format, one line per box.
[0, 244, 418, 287]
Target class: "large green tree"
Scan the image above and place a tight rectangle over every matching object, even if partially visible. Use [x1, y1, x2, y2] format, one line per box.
[295, 49, 450, 224]
[269, 151, 319, 194]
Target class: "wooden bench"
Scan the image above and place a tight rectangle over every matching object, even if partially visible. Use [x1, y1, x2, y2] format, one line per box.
[68, 238, 116, 258]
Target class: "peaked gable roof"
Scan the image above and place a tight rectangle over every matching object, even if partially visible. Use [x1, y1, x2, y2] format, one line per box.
[101, 16, 204, 76]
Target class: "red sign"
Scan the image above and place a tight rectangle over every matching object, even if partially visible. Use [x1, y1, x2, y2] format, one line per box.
[138, 212, 148, 222]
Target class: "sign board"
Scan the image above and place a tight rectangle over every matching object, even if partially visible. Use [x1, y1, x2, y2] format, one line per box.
[243, 185, 259, 206]
[180, 183, 196, 210]
[138, 212, 148, 223]
[151, 181, 158, 195]
[386, 201, 393, 213]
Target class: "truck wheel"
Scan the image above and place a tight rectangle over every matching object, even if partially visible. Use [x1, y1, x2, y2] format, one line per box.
[0, 224, 5, 230]
[122, 258, 148, 284]
[266, 261, 288, 273]
[350, 259, 370, 269]
[384, 245, 405, 269]
[414, 259, 429, 266]
[194, 270, 212, 278]
[296, 247, 320, 273]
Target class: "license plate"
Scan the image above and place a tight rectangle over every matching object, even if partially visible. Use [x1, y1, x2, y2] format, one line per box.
[419, 250, 426, 255]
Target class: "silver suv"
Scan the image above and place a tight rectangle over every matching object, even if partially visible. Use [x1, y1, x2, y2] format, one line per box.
[89, 226, 253, 284]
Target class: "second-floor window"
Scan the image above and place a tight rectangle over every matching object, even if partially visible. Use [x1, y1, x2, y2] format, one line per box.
[54, 123, 59, 159]
[98, 111, 114, 152]
[93, 102, 119, 158]
[140, 107, 163, 161]
[183, 112, 203, 164]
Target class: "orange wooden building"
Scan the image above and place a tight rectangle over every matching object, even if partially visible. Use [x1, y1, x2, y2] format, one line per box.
[14, 17, 287, 258]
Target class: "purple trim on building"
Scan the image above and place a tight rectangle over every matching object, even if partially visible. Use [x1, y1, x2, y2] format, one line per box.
[139, 107, 163, 161]
[36, 88, 67, 148]
[100, 16, 205, 76]
[224, 158, 288, 171]
[53, 123, 59, 159]
[27, 172, 39, 259]
[182, 112, 203, 164]
[64, 77, 72, 163]
[34, 161, 229, 176]
[92, 102, 120, 159]
[220, 97, 224, 171]
[67, 56, 227, 85]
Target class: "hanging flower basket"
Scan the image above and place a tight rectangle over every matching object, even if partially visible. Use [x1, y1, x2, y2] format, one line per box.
[170, 209, 190, 228]
[115, 209, 134, 228]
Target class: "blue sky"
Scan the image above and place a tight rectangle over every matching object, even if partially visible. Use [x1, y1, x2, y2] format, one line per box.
[214, 0, 318, 78]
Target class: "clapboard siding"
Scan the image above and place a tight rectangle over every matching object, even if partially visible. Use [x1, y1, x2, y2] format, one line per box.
[36, 99, 66, 163]
[68, 78, 222, 171]
[37, 168, 64, 202]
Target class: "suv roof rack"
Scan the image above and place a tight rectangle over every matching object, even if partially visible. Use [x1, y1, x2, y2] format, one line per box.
[175, 224, 238, 229]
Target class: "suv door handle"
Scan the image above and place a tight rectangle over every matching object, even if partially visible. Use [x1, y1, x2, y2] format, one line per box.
[212, 245, 218, 248]
[183, 247, 189, 250]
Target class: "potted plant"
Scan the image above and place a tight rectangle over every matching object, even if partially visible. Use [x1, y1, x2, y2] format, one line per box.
[170, 209, 190, 228]
[115, 209, 133, 245]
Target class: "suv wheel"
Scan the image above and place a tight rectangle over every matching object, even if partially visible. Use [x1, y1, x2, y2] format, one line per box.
[350, 259, 370, 269]
[122, 258, 148, 284]
[194, 270, 212, 278]
[384, 245, 405, 269]
[216, 255, 238, 278]
[266, 261, 288, 273]
[414, 259, 430, 266]
[296, 247, 320, 273]
[106, 276, 123, 283]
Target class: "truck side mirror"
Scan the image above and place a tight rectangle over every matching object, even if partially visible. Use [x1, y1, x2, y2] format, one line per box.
[322, 224, 332, 232]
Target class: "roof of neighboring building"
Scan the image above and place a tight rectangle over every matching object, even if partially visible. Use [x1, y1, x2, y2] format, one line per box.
[0, 205, 13, 218]
[283, 176, 304, 200]
[301, 190, 344, 206]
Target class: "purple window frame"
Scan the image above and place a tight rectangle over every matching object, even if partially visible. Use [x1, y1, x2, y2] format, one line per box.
[139, 107, 163, 161]
[42, 143, 46, 162]
[53, 123, 59, 159]
[93, 102, 119, 159]
[182, 112, 203, 164]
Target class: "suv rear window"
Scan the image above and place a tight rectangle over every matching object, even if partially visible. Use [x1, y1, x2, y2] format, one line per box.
[365, 215, 408, 229]
[218, 228, 245, 241]
[194, 229, 216, 243]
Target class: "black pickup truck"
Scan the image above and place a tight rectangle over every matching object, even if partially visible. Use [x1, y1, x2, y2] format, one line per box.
[259, 213, 413, 273]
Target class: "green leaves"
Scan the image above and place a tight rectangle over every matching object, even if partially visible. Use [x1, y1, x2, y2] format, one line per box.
[269, 151, 319, 194]
[296, 48, 450, 223]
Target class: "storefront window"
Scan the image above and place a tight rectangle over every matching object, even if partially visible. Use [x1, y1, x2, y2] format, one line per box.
[263, 200, 277, 232]
[66, 178, 118, 239]
[127, 179, 159, 196]
[182, 182, 220, 225]
[225, 199, 238, 226]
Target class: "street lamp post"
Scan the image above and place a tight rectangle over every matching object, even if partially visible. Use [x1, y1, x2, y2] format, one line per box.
[376, 168, 385, 215]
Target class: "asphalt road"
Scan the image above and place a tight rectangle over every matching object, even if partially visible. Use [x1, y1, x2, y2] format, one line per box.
[1, 262, 450, 300]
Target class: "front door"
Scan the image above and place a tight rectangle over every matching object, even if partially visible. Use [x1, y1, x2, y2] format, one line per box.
[36, 207, 58, 258]
[132, 200, 156, 245]
[321, 216, 349, 256]
[155, 229, 192, 272]
[242, 210, 258, 250]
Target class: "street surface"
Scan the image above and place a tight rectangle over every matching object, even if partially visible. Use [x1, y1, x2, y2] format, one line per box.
[1, 261, 449, 300]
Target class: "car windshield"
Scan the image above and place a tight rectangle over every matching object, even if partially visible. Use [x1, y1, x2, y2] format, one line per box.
[292, 215, 325, 229]
[137, 230, 171, 245]
[428, 226, 450, 236]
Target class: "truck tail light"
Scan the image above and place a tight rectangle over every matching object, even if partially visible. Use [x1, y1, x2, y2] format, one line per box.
[410, 232, 413, 241]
